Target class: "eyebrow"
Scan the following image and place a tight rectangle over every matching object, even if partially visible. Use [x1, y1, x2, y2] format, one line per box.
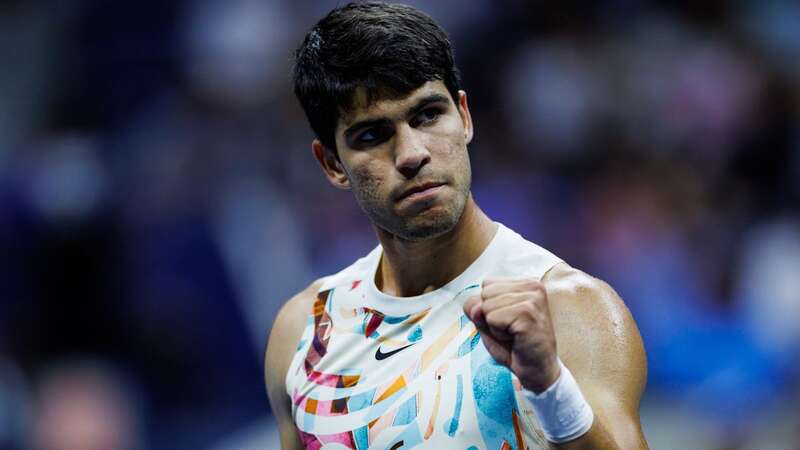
[342, 93, 452, 140]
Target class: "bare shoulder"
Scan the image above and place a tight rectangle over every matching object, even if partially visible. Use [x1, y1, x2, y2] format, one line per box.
[264, 279, 325, 449]
[541, 262, 647, 411]
[264, 278, 325, 398]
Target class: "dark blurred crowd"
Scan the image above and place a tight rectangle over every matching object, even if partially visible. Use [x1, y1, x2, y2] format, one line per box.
[1, 0, 799, 449]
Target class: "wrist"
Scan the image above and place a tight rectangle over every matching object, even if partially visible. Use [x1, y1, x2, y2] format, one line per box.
[522, 358, 594, 443]
[520, 356, 561, 394]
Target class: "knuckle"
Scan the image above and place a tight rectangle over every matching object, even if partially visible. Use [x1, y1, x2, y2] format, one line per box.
[512, 291, 532, 304]
[509, 318, 530, 335]
[523, 299, 538, 313]
[515, 290, 539, 305]
[480, 296, 496, 309]
[516, 300, 537, 318]
[523, 279, 545, 293]
[484, 310, 506, 328]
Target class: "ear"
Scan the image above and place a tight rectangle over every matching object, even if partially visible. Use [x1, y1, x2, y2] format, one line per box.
[312, 139, 351, 189]
[457, 90, 474, 145]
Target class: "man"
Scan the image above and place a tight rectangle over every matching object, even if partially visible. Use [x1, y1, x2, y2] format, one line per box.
[265, 2, 648, 449]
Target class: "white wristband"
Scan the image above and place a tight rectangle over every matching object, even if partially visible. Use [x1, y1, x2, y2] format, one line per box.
[522, 358, 594, 443]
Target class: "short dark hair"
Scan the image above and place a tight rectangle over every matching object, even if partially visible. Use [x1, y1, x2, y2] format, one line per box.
[293, 1, 462, 150]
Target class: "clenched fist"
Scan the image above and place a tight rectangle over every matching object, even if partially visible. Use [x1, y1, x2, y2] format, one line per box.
[463, 278, 561, 393]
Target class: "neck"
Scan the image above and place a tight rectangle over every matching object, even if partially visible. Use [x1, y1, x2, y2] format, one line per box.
[374, 196, 497, 297]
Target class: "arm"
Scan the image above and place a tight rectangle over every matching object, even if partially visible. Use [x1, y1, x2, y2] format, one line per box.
[264, 279, 324, 450]
[464, 263, 648, 449]
[543, 263, 648, 449]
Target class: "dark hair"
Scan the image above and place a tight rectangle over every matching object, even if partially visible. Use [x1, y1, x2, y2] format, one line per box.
[293, 1, 462, 150]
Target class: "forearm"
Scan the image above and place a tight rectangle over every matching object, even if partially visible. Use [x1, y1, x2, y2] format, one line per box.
[547, 411, 648, 450]
[522, 360, 647, 450]
[547, 420, 623, 450]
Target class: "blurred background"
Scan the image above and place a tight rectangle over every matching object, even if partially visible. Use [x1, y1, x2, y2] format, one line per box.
[1, 0, 799, 449]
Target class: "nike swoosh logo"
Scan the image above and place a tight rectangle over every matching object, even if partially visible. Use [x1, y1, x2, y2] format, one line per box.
[375, 343, 416, 360]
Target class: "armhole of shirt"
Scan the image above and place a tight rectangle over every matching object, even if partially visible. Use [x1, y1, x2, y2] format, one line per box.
[283, 251, 377, 402]
[284, 312, 316, 406]
[539, 258, 565, 282]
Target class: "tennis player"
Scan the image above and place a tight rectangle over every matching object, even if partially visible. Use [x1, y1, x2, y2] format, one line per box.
[266, 2, 648, 448]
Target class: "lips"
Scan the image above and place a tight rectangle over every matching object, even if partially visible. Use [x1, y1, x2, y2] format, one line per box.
[396, 182, 445, 202]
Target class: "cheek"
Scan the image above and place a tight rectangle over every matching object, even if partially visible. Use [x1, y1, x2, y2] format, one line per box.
[350, 161, 389, 201]
[430, 130, 468, 166]
[439, 135, 472, 186]
[428, 117, 468, 156]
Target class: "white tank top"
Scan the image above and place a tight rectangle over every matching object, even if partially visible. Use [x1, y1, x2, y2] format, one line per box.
[286, 223, 563, 449]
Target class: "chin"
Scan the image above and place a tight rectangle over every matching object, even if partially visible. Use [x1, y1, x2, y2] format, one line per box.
[394, 207, 462, 241]
[370, 188, 469, 241]
[398, 223, 453, 241]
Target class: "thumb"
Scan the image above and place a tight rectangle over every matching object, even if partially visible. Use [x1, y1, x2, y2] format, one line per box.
[463, 296, 487, 327]
[463, 295, 480, 319]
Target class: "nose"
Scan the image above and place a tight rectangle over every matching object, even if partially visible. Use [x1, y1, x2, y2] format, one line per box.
[394, 124, 430, 179]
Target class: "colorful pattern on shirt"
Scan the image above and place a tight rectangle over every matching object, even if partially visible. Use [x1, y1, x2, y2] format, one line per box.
[285, 224, 561, 449]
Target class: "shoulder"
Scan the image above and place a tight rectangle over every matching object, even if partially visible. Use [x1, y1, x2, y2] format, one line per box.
[264, 278, 325, 394]
[274, 278, 325, 336]
[542, 262, 632, 333]
[264, 279, 325, 448]
[541, 262, 647, 409]
[266, 278, 325, 358]
[267, 245, 378, 351]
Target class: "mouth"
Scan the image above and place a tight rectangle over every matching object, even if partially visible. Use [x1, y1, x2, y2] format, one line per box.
[396, 182, 445, 203]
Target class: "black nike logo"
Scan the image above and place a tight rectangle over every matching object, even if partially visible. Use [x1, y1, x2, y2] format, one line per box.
[375, 343, 416, 360]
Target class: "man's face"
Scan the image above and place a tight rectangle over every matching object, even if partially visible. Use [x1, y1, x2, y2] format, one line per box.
[319, 80, 474, 241]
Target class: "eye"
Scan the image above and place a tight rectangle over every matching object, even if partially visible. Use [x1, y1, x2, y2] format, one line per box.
[355, 126, 392, 147]
[412, 107, 443, 127]
[358, 129, 378, 143]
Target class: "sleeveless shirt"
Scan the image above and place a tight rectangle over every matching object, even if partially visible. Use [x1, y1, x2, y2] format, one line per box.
[285, 223, 563, 450]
